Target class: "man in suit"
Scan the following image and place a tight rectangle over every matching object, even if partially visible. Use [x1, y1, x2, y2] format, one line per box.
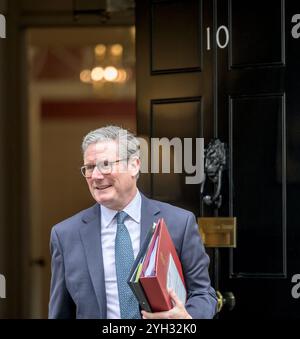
[49, 125, 217, 319]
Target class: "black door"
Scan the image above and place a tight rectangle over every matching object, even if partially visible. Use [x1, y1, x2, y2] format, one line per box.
[136, 0, 300, 318]
[136, 0, 214, 218]
[217, 0, 300, 318]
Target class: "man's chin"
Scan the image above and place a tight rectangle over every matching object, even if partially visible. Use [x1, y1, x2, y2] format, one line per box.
[93, 189, 114, 205]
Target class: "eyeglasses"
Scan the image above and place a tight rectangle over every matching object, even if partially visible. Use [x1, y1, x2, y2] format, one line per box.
[80, 158, 128, 177]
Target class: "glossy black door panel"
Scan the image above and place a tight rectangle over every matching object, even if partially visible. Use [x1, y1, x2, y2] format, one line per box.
[136, 0, 300, 318]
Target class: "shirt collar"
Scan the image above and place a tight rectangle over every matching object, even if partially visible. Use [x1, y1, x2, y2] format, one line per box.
[100, 190, 141, 228]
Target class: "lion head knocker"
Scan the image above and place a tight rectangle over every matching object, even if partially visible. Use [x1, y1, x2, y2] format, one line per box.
[200, 139, 227, 209]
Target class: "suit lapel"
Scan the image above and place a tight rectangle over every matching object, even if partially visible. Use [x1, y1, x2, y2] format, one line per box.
[140, 193, 160, 246]
[78, 194, 159, 319]
[79, 204, 107, 318]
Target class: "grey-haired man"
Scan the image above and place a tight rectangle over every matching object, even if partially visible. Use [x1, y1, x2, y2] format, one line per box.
[49, 125, 217, 319]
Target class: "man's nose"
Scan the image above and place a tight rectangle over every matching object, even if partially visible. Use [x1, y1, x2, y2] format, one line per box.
[91, 165, 104, 179]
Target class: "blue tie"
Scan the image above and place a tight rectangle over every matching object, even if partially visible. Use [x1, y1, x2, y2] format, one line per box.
[115, 211, 140, 319]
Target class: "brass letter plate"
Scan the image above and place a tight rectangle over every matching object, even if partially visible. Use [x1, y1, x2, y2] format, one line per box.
[198, 217, 236, 248]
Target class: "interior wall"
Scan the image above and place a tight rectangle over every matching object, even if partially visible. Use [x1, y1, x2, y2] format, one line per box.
[26, 23, 137, 318]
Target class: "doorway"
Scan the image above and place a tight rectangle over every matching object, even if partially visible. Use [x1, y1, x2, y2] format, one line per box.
[26, 26, 136, 318]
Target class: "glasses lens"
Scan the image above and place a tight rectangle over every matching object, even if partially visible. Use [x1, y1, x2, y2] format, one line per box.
[97, 160, 111, 174]
[81, 165, 95, 177]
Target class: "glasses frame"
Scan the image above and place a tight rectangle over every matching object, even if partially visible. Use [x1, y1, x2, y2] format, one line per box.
[80, 158, 128, 178]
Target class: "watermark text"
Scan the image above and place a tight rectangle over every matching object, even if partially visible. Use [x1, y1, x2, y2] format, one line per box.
[0, 274, 6, 298]
[108, 133, 205, 184]
[0, 14, 6, 39]
[291, 274, 300, 299]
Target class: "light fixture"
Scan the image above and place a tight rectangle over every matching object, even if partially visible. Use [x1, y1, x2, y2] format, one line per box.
[115, 69, 127, 83]
[94, 44, 106, 57]
[103, 66, 118, 81]
[79, 69, 91, 83]
[110, 44, 123, 57]
[80, 43, 130, 85]
[91, 67, 104, 81]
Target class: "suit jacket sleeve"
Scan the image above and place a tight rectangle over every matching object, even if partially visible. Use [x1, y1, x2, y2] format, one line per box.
[181, 212, 217, 319]
[48, 228, 76, 319]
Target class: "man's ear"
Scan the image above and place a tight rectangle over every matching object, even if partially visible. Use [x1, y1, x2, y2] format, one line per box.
[129, 157, 141, 177]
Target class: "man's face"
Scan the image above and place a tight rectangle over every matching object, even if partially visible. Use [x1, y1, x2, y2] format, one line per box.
[83, 140, 140, 210]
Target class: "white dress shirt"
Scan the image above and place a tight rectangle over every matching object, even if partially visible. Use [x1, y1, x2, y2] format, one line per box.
[100, 190, 141, 319]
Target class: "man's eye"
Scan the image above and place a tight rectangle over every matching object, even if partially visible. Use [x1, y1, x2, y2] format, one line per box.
[86, 165, 95, 170]
[103, 160, 109, 167]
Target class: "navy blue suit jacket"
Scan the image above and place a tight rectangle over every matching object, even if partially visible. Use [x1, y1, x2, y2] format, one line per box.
[49, 194, 217, 319]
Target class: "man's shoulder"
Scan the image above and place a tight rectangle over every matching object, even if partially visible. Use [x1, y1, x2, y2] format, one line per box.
[52, 204, 98, 234]
[143, 194, 194, 219]
[143, 195, 197, 240]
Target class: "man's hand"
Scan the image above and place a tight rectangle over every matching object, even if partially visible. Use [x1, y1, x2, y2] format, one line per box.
[141, 289, 192, 319]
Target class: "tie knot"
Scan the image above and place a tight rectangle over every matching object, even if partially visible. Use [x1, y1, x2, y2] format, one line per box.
[116, 211, 128, 225]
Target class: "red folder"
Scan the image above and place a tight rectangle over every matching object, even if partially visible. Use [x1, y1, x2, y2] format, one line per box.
[139, 218, 186, 312]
